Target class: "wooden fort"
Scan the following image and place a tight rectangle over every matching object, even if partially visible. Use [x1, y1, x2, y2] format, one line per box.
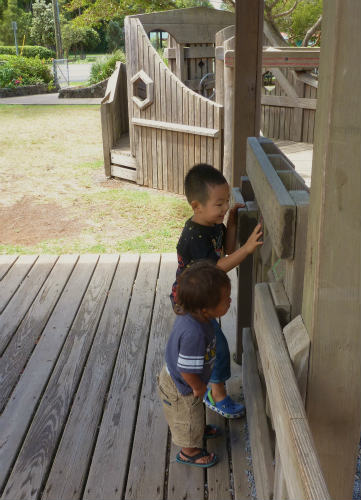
[0, 3, 359, 500]
[101, 7, 319, 192]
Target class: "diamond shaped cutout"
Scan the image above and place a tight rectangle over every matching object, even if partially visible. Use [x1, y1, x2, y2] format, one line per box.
[131, 70, 154, 110]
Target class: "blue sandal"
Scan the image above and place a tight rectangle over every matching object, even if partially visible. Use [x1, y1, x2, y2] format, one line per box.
[176, 448, 218, 468]
[204, 389, 245, 419]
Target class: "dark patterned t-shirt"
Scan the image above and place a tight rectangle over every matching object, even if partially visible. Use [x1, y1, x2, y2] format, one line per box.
[171, 218, 226, 304]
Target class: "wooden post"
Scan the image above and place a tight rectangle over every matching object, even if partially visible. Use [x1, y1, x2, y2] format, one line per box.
[302, 2, 361, 498]
[215, 25, 235, 106]
[222, 35, 235, 185]
[175, 43, 186, 82]
[233, 0, 263, 186]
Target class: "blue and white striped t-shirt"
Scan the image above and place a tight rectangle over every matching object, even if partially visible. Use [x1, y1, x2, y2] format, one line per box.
[165, 313, 216, 395]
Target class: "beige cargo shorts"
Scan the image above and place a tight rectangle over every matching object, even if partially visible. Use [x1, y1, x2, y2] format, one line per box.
[157, 366, 204, 448]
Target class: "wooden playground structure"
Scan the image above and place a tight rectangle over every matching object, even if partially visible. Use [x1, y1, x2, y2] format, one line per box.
[100, 3, 360, 499]
[0, 2, 359, 500]
[101, 7, 319, 191]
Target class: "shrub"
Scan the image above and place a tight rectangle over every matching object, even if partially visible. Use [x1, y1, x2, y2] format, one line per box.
[0, 55, 53, 88]
[0, 46, 55, 61]
[89, 49, 125, 85]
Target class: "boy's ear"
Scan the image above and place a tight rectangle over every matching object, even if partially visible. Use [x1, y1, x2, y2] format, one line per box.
[191, 200, 200, 211]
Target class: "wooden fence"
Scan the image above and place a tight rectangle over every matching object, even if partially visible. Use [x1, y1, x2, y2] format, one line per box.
[261, 30, 319, 143]
[233, 137, 331, 499]
[125, 16, 223, 194]
[261, 69, 318, 143]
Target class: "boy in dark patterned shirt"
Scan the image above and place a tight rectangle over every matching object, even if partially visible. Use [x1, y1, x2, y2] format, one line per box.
[171, 164, 262, 418]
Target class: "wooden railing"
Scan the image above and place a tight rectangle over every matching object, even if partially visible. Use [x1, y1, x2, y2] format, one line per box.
[234, 137, 331, 499]
[101, 62, 128, 177]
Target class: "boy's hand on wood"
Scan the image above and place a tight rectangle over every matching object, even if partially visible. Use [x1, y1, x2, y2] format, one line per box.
[244, 223, 263, 254]
[227, 203, 245, 227]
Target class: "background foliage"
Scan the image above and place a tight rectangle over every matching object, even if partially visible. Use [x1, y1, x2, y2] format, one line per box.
[89, 47, 125, 83]
[0, 53, 52, 86]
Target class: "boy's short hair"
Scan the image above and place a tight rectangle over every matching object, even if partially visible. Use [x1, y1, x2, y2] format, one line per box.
[184, 163, 227, 204]
[176, 260, 230, 314]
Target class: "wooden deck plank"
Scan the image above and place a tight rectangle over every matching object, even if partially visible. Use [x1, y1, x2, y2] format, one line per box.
[2, 255, 118, 500]
[0, 255, 99, 492]
[125, 253, 177, 500]
[0, 254, 38, 313]
[222, 269, 253, 500]
[43, 254, 140, 500]
[168, 441, 204, 500]
[0, 255, 58, 355]
[0, 254, 78, 412]
[84, 254, 161, 500]
[206, 407, 232, 500]
[0, 255, 18, 281]
[0, 254, 256, 500]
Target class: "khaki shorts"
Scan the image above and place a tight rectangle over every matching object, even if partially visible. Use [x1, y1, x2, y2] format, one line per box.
[157, 366, 204, 448]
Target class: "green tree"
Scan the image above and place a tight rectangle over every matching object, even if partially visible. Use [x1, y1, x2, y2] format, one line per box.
[29, 0, 55, 48]
[62, 22, 100, 56]
[0, 0, 6, 21]
[277, 0, 322, 45]
[105, 19, 122, 51]
[0, 0, 32, 45]
[66, 0, 210, 28]
[222, 0, 322, 46]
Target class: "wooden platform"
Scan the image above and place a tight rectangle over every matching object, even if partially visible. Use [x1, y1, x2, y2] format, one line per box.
[0, 253, 254, 500]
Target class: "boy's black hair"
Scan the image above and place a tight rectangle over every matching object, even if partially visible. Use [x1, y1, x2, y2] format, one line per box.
[184, 163, 227, 204]
[176, 260, 230, 314]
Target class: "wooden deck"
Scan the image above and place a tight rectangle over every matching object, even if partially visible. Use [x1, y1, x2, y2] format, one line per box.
[0, 253, 254, 500]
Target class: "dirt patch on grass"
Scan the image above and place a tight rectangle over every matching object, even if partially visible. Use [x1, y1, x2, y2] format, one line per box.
[0, 105, 190, 253]
[0, 196, 84, 245]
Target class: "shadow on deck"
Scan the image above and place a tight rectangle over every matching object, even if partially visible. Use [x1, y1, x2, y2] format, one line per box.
[0, 254, 254, 500]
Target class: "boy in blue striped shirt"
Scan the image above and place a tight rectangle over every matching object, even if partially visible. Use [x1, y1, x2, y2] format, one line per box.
[158, 261, 231, 468]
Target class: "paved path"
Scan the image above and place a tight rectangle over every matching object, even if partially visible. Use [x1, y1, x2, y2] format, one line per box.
[275, 139, 313, 186]
[67, 63, 92, 83]
[0, 93, 102, 105]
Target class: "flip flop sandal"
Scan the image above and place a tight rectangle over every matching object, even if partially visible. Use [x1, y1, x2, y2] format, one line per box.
[204, 424, 222, 439]
[176, 449, 218, 468]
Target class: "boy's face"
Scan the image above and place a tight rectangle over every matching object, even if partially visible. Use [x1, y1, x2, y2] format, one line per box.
[203, 285, 232, 319]
[193, 183, 230, 226]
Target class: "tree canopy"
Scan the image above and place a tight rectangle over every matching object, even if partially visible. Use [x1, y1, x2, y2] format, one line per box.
[0, 0, 321, 53]
[222, 0, 322, 46]
[67, 0, 211, 28]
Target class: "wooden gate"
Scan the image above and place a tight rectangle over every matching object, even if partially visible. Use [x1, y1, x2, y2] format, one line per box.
[125, 16, 223, 194]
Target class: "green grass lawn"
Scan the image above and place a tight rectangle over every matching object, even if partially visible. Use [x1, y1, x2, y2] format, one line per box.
[67, 53, 109, 64]
[0, 105, 191, 254]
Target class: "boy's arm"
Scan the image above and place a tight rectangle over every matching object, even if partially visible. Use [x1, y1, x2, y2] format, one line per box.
[218, 222, 263, 273]
[180, 372, 207, 398]
[224, 203, 244, 255]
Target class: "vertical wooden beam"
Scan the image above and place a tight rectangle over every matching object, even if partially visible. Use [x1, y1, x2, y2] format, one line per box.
[215, 25, 235, 106]
[223, 35, 235, 185]
[302, 2, 361, 498]
[233, 0, 263, 186]
[175, 42, 186, 82]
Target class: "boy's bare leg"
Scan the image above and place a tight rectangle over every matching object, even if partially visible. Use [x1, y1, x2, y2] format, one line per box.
[210, 381, 227, 402]
[180, 448, 215, 464]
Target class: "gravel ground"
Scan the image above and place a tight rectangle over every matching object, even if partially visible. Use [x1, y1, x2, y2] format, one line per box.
[353, 437, 361, 500]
